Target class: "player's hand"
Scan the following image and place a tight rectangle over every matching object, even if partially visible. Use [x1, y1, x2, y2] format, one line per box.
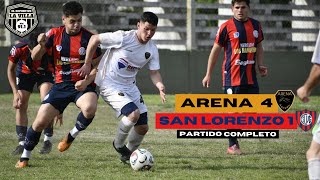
[37, 33, 47, 47]
[160, 90, 166, 104]
[258, 65, 268, 77]
[202, 75, 211, 88]
[13, 92, 22, 109]
[54, 114, 63, 126]
[297, 86, 310, 103]
[78, 63, 91, 77]
[75, 79, 89, 91]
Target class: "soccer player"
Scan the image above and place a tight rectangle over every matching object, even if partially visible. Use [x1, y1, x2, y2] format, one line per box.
[297, 30, 320, 180]
[79, 11, 166, 163]
[7, 32, 59, 155]
[15, 1, 102, 168]
[202, 0, 267, 155]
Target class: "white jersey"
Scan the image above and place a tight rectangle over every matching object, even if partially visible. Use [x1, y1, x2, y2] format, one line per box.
[311, 30, 320, 64]
[95, 30, 160, 87]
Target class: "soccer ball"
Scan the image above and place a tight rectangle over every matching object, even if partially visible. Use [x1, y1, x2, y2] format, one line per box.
[130, 148, 154, 171]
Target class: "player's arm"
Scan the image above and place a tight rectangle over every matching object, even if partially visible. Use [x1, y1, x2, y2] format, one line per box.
[297, 63, 320, 103]
[31, 33, 47, 61]
[149, 70, 166, 103]
[78, 34, 101, 77]
[75, 55, 102, 91]
[256, 42, 267, 77]
[202, 43, 222, 88]
[7, 61, 20, 108]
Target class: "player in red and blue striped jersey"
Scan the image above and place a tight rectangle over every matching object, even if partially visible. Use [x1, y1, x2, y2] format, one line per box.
[7, 31, 60, 156]
[202, 0, 268, 155]
[15, 1, 102, 168]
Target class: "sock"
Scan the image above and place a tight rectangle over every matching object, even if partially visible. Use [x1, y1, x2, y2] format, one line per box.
[20, 127, 41, 161]
[228, 137, 238, 147]
[43, 126, 53, 141]
[16, 125, 27, 142]
[127, 129, 145, 152]
[114, 116, 136, 148]
[308, 158, 320, 180]
[43, 135, 52, 142]
[67, 112, 93, 143]
[20, 149, 31, 161]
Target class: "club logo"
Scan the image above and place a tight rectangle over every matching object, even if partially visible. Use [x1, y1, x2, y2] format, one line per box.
[275, 90, 295, 112]
[145, 52, 151, 59]
[233, 32, 239, 38]
[4, 3, 38, 38]
[79, 47, 86, 55]
[296, 110, 316, 131]
[253, 30, 258, 38]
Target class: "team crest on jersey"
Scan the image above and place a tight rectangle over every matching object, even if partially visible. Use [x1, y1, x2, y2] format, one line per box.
[253, 30, 259, 38]
[79, 47, 86, 55]
[275, 90, 295, 112]
[145, 52, 151, 59]
[296, 110, 316, 131]
[4, 3, 38, 38]
[56, 45, 62, 52]
[233, 32, 239, 38]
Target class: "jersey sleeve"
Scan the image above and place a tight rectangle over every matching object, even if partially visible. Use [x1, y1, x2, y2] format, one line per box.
[214, 23, 228, 47]
[99, 30, 124, 49]
[148, 44, 160, 70]
[257, 23, 264, 44]
[45, 28, 56, 55]
[311, 30, 320, 64]
[8, 45, 20, 64]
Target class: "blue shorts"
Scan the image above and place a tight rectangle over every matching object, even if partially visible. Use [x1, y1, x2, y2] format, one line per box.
[223, 84, 259, 94]
[42, 82, 98, 114]
[17, 72, 54, 93]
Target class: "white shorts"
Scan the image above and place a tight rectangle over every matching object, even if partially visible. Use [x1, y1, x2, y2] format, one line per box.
[99, 84, 147, 117]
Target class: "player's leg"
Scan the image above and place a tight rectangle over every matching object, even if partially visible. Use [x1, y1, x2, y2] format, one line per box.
[16, 103, 59, 168]
[127, 112, 149, 152]
[12, 73, 33, 155]
[307, 125, 320, 179]
[57, 89, 98, 152]
[224, 86, 242, 155]
[100, 86, 140, 163]
[12, 90, 31, 155]
[38, 80, 54, 154]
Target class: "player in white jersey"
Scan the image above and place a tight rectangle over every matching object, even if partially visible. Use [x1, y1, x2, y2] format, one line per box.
[79, 12, 166, 163]
[297, 30, 320, 180]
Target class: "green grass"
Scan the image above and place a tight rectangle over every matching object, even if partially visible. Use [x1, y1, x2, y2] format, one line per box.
[0, 93, 317, 179]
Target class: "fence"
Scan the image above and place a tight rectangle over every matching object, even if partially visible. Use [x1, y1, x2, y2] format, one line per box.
[1, 0, 319, 51]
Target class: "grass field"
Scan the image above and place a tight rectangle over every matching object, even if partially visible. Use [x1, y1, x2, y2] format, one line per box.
[0, 93, 317, 179]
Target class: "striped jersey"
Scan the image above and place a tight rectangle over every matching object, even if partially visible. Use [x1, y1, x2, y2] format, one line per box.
[45, 26, 102, 83]
[8, 42, 54, 75]
[215, 17, 264, 87]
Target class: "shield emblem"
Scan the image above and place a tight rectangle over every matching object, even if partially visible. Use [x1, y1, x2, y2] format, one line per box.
[296, 110, 316, 131]
[275, 90, 295, 112]
[4, 3, 38, 38]
[145, 52, 151, 59]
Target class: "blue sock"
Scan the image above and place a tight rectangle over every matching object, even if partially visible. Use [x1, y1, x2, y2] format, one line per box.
[228, 137, 238, 147]
[75, 112, 93, 131]
[16, 125, 27, 142]
[24, 127, 41, 151]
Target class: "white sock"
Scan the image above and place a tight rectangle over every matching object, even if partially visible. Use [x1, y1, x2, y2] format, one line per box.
[114, 116, 136, 148]
[21, 149, 31, 159]
[126, 129, 145, 152]
[44, 135, 52, 142]
[19, 141, 25, 146]
[308, 158, 320, 180]
[70, 127, 80, 138]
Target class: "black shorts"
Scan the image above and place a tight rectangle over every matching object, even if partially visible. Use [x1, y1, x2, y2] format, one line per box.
[17, 72, 54, 93]
[42, 82, 98, 114]
[223, 84, 259, 94]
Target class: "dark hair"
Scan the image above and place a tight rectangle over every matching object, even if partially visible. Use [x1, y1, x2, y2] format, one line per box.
[232, 0, 250, 7]
[140, 12, 158, 26]
[62, 1, 83, 17]
[28, 31, 41, 49]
